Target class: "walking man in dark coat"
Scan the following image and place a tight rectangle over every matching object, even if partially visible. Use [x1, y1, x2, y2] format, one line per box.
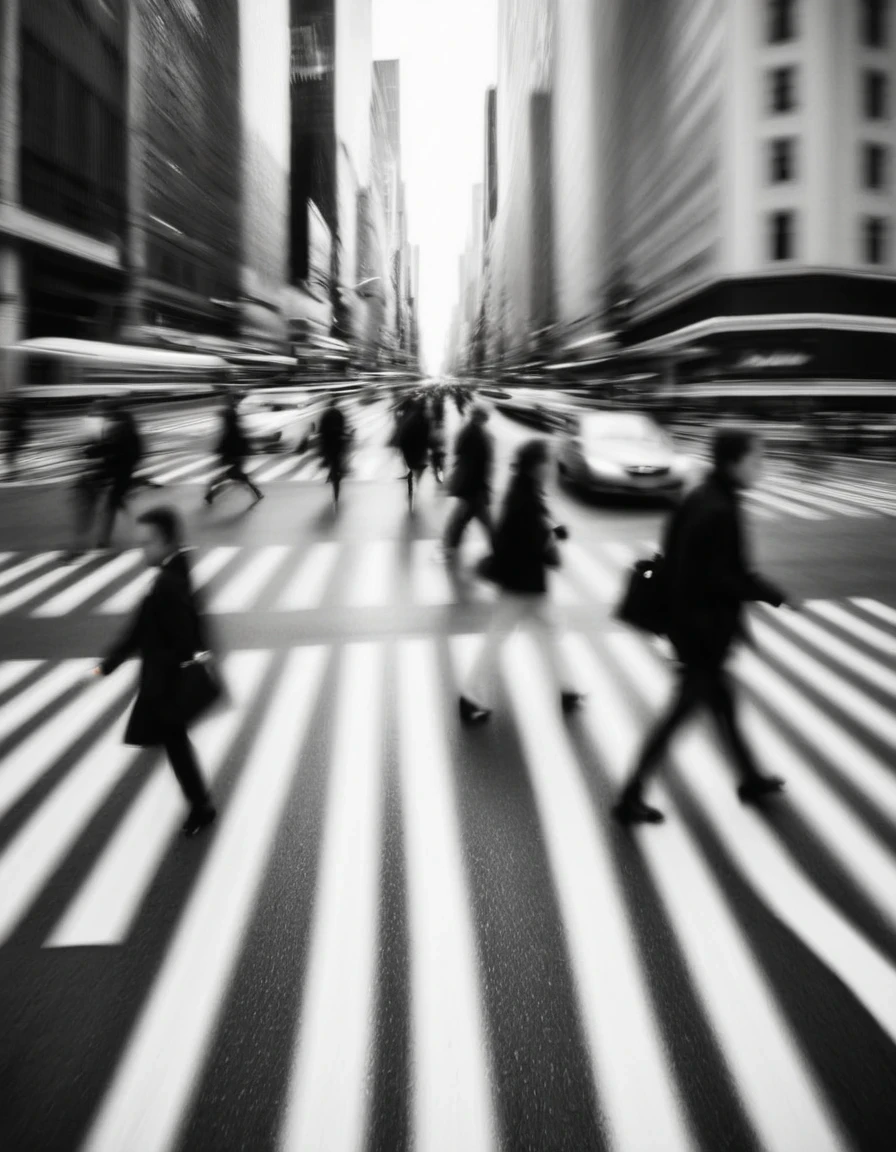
[91, 507, 216, 837]
[96, 404, 144, 549]
[204, 393, 263, 506]
[615, 427, 792, 825]
[443, 402, 495, 562]
[317, 394, 353, 507]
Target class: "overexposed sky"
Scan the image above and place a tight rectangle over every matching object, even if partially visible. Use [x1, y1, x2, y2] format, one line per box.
[372, 0, 497, 374]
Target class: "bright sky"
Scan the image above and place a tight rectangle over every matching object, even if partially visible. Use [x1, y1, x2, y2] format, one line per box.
[372, 0, 497, 374]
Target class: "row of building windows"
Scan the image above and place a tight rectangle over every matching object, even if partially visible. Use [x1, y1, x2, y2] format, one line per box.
[766, 138, 891, 190]
[766, 65, 890, 119]
[768, 210, 889, 264]
[768, 0, 889, 47]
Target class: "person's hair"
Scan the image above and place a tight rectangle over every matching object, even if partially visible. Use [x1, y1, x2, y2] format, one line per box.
[513, 438, 550, 478]
[137, 507, 183, 548]
[712, 427, 759, 473]
[470, 402, 490, 424]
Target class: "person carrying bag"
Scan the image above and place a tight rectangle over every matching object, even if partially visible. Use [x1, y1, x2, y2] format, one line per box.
[90, 507, 224, 837]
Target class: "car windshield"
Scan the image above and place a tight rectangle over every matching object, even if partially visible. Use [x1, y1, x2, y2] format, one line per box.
[582, 414, 664, 443]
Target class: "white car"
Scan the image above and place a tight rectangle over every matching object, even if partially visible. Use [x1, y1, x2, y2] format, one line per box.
[556, 411, 696, 503]
[237, 394, 324, 453]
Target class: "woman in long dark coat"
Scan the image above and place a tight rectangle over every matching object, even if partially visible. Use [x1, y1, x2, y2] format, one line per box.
[91, 507, 217, 837]
[459, 439, 583, 723]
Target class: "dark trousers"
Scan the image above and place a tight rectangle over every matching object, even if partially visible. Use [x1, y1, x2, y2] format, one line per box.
[444, 493, 493, 551]
[206, 460, 260, 501]
[627, 661, 761, 793]
[97, 476, 133, 547]
[163, 726, 211, 810]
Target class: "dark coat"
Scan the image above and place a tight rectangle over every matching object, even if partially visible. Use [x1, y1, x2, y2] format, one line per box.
[662, 471, 785, 667]
[398, 405, 431, 470]
[492, 474, 559, 595]
[217, 406, 248, 465]
[449, 421, 493, 500]
[318, 405, 349, 464]
[102, 551, 206, 747]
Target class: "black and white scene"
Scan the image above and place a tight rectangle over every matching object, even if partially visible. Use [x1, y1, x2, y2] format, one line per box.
[0, 0, 895, 1149]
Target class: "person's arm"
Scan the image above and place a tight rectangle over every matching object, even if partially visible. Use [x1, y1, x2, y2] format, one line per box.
[703, 506, 786, 605]
[100, 602, 145, 675]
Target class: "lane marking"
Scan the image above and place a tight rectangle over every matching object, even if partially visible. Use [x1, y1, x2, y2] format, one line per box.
[397, 639, 499, 1152]
[275, 542, 340, 611]
[32, 552, 144, 617]
[79, 647, 328, 1152]
[278, 645, 384, 1151]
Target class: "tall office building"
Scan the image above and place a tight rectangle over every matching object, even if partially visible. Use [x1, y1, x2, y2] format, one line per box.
[129, 0, 242, 334]
[1, 0, 127, 373]
[371, 59, 402, 350]
[552, 0, 896, 379]
[487, 0, 555, 365]
[289, 0, 373, 343]
[237, 0, 291, 349]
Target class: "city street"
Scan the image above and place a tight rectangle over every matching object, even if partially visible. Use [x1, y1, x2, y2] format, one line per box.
[1, 398, 895, 1152]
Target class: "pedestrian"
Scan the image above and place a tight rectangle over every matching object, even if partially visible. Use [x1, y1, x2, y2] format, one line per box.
[614, 427, 791, 825]
[317, 393, 353, 508]
[204, 392, 263, 506]
[396, 394, 431, 512]
[90, 507, 218, 837]
[4, 394, 30, 480]
[443, 401, 495, 563]
[64, 399, 111, 560]
[96, 404, 144, 549]
[429, 399, 446, 485]
[459, 439, 584, 723]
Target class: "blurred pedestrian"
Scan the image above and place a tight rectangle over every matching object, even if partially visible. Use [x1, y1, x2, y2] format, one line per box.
[429, 398, 446, 484]
[459, 439, 584, 723]
[4, 394, 30, 480]
[90, 507, 218, 837]
[614, 428, 791, 825]
[64, 399, 112, 560]
[317, 393, 354, 508]
[396, 394, 431, 512]
[443, 401, 495, 563]
[204, 392, 263, 506]
[96, 404, 144, 549]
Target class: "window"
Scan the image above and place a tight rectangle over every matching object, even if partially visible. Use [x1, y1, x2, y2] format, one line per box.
[863, 216, 888, 263]
[768, 0, 797, 43]
[770, 211, 796, 260]
[768, 66, 797, 113]
[861, 0, 888, 47]
[769, 138, 797, 182]
[864, 70, 888, 118]
[863, 143, 888, 189]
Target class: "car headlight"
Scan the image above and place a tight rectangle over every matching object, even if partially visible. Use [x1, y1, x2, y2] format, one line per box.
[585, 456, 625, 477]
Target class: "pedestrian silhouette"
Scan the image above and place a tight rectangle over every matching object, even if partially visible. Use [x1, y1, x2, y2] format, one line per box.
[205, 392, 263, 506]
[91, 507, 218, 837]
[317, 394, 353, 508]
[444, 401, 495, 563]
[4, 394, 30, 480]
[460, 439, 584, 722]
[615, 427, 791, 825]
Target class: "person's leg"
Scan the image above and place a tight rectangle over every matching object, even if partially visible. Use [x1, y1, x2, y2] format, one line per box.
[164, 726, 215, 833]
[444, 499, 474, 553]
[461, 593, 522, 711]
[526, 595, 580, 701]
[706, 668, 785, 799]
[472, 496, 495, 547]
[97, 479, 127, 548]
[623, 664, 704, 796]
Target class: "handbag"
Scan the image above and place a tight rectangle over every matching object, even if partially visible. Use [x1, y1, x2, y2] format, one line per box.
[178, 651, 224, 727]
[615, 554, 668, 636]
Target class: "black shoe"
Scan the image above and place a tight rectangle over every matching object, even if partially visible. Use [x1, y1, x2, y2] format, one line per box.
[613, 790, 665, 824]
[738, 775, 786, 804]
[60, 549, 86, 564]
[204, 491, 214, 506]
[561, 692, 586, 715]
[252, 489, 264, 504]
[183, 806, 217, 837]
[459, 696, 492, 725]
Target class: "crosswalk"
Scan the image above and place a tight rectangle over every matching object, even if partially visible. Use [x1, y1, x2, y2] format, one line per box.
[0, 537, 654, 616]
[1, 584, 895, 1149]
[0, 535, 892, 621]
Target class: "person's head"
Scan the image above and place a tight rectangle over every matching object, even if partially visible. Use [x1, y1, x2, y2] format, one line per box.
[513, 438, 551, 485]
[136, 507, 184, 567]
[712, 427, 762, 489]
[470, 402, 490, 426]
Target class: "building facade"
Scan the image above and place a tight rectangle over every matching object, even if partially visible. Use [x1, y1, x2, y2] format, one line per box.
[129, 0, 242, 336]
[1, 0, 127, 381]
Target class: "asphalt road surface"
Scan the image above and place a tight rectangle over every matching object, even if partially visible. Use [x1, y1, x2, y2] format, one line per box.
[0, 395, 895, 1152]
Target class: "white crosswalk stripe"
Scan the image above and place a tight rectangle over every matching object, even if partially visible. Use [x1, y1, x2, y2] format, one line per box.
[32, 551, 144, 617]
[0, 579, 893, 1148]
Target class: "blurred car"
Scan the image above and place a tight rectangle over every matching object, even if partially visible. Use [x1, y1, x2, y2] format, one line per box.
[237, 394, 322, 454]
[493, 387, 585, 431]
[556, 411, 695, 502]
